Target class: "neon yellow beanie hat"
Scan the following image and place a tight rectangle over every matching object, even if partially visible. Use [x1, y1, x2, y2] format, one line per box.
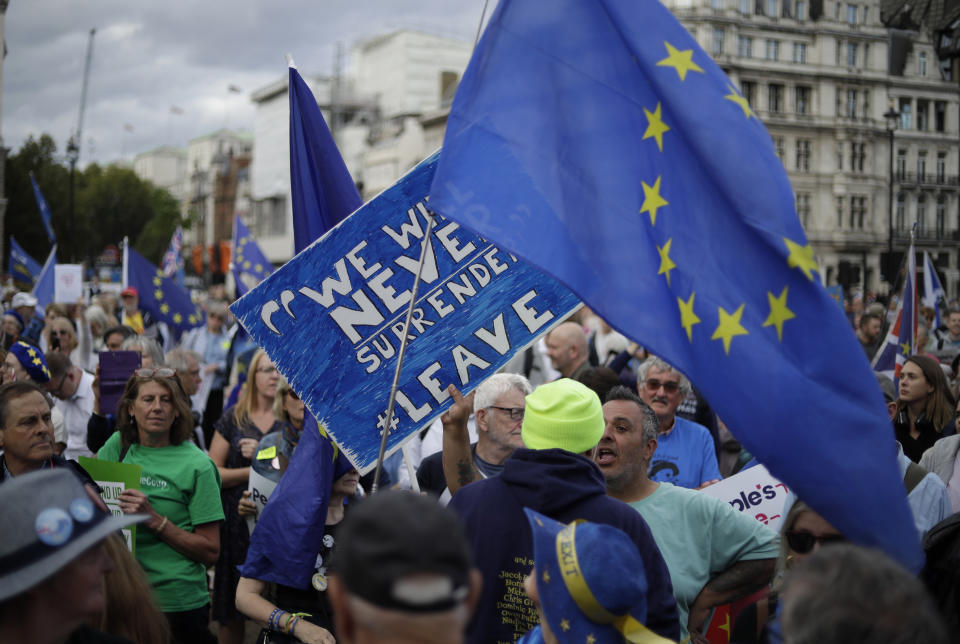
[521, 378, 604, 454]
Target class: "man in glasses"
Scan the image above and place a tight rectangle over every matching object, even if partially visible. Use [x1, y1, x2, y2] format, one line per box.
[598, 386, 777, 642]
[418, 373, 532, 502]
[43, 352, 96, 461]
[638, 356, 721, 489]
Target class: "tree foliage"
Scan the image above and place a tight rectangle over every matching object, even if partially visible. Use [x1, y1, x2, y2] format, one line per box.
[4, 134, 187, 270]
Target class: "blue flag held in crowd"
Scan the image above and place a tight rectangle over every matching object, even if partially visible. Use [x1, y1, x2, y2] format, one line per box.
[29, 171, 57, 245]
[232, 216, 272, 297]
[161, 226, 186, 286]
[8, 237, 43, 286]
[124, 245, 205, 335]
[32, 245, 57, 309]
[874, 239, 917, 384]
[922, 250, 944, 329]
[430, 0, 922, 570]
[289, 60, 362, 254]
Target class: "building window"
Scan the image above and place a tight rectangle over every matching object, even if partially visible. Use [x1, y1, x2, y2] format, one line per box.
[766, 39, 780, 60]
[738, 36, 753, 57]
[836, 195, 845, 228]
[846, 3, 857, 24]
[793, 42, 807, 63]
[935, 101, 946, 132]
[918, 196, 928, 233]
[846, 42, 857, 66]
[774, 136, 786, 162]
[936, 196, 946, 235]
[918, 151, 927, 182]
[895, 193, 905, 231]
[837, 140, 844, 170]
[899, 98, 912, 129]
[862, 43, 870, 69]
[796, 0, 806, 19]
[741, 80, 757, 106]
[835, 0, 841, 20]
[252, 196, 286, 237]
[917, 100, 929, 131]
[850, 195, 866, 229]
[795, 85, 810, 114]
[796, 139, 811, 171]
[850, 142, 865, 172]
[845, 89, 857, 118]
[796, 192, 811, 228]
[712, 28, 725, 55]
[919, 51, 927, 76]
[741, 0, 752, 13]
[937, 151, 946, 183]
[896, 149, 906, 179]
[835, 39, 842, 65]
[862, 5, 868, 23]
[768, 0, 778, 16]
[712, 0, 724, 8]
[769, 83, 784, 112]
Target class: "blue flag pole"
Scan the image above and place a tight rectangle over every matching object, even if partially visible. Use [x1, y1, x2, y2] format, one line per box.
[29, 172, 57, 245]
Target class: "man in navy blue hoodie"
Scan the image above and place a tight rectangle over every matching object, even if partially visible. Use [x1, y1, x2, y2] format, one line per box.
[448, 378, 680, 644]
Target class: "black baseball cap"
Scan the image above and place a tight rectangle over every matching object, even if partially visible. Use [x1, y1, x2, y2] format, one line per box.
[333, 490, 473, 612]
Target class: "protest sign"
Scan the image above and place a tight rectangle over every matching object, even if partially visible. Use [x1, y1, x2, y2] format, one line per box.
[246, 467, 279, 536]
[700, 464, 790, 532]
[54, 264, 83, 303]
[78, 456, 142, 552]
[231, 152, 581, 473]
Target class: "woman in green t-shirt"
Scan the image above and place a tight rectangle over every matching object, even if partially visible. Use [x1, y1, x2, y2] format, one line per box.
[98, 368, 225, 644]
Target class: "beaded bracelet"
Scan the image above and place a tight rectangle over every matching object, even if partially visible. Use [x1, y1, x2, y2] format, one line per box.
[268, 608, 286, 632]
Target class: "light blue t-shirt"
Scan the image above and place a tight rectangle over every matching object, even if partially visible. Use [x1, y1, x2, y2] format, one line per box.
[631, 482, 779, 641]
[649, 416, 722, 489]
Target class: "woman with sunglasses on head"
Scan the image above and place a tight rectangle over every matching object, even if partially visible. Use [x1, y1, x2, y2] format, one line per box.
[210, 349, 283, 644]
[97, 367, 224, 644]
[894, 355, 957, 463]
[730, 499, 844, 644]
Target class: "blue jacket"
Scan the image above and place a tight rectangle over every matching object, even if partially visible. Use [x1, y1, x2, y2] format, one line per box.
[449, 448, 680, 644]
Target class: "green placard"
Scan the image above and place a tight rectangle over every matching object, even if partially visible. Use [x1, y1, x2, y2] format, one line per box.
[78, 456, 142, 554]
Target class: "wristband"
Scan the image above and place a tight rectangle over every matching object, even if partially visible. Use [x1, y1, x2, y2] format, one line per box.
[155, 516, 169, 534]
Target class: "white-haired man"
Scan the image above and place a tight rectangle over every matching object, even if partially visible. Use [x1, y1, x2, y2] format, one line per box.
[418, 372, 532, 502]
[637, 356, 721, 489]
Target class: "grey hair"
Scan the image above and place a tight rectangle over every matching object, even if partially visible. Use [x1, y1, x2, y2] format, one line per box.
[343, 588, 472, 644]
[121, 336, 165, 367]
[604, 386, 659, 443]
[83, 305, 111, 331]
[164, 347, 200, 374]
[473, 373, 533, 413]
[636, 356, 692, 397]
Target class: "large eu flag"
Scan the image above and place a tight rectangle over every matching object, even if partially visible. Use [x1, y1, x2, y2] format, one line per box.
[289, 61, 362, 253]
[430, 0, 921, 569]
[124, 245, 205, 335]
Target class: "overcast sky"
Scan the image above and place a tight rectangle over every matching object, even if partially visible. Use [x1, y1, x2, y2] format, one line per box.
[2, 1, 486, 167]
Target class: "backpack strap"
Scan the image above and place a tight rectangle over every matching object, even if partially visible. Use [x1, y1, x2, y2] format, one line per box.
[118, 443, 130, 463]
[904, 461, 928, 494]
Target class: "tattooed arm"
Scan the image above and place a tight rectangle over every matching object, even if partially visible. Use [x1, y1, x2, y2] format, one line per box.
[440, 385, 479, 495]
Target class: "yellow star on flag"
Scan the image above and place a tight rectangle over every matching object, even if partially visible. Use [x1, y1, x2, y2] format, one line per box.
[724, 84, 754, 119]
[160, 303, 170, 314]
[153, 277, 163, 286]
[560, 619, 571, 632]
[762, 286, 796, 342]
[677, 292, 700, 342]
[657, 239, 677, 285]
[642, 102, 670, 152]
[640, 176, 668, 226]
[189, 314, 198, 324]
[27, 348, 36, 357]
[711, 303, 749, 354]
[783, 238, 818, 281]
[586, 635, 596, 644]
[243, 261, 251, 269]
[32, 358, 41, 366]
[542, 570, 550, 583]
[900, 341, 910, 356]
[254, 264, 263, 273]
[656, 42, 704, 81]
[239, 237, 247, 246]
[173, 313, 182, 324]
[154, 289, 164, 300]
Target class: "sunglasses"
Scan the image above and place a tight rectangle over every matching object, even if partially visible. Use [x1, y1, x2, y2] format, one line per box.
[785, 531, 845, 554]
[643, 378, 680, 394]
[136, 368, 176, 378]
[285, 389, 300, 401]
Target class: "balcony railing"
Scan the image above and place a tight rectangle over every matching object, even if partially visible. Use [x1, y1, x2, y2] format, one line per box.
[894, 172, 960, 187]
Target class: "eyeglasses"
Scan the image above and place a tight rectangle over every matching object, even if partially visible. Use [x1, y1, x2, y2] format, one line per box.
[52, 329, 73, 337]
[785, 531, 845, 554]
[285, 389, 300, 401]
[257, 366, 278, 374]
[136, 368, 176, 378]
[643, 378, 681, 394]
[48, 372, 68, 397]
[490, 406, 524, 421]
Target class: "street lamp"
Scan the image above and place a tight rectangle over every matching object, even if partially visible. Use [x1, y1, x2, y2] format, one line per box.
[883, 101, 900, 286]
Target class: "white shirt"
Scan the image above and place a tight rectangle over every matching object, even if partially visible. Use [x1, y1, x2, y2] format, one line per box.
[58, 369, 96, 461]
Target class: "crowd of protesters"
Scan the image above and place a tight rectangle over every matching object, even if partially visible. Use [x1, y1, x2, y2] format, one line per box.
[0, 280, 958, 644]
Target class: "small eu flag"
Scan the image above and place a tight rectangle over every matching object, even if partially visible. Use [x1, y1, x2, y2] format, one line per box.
[124, 245, 205, 334]
[430, 0, 922, 570]
[8, 237, 43, 286]
[232, 216, 272, 297]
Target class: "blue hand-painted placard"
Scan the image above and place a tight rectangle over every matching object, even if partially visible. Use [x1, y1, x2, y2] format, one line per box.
[231, 152, 580, 473]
